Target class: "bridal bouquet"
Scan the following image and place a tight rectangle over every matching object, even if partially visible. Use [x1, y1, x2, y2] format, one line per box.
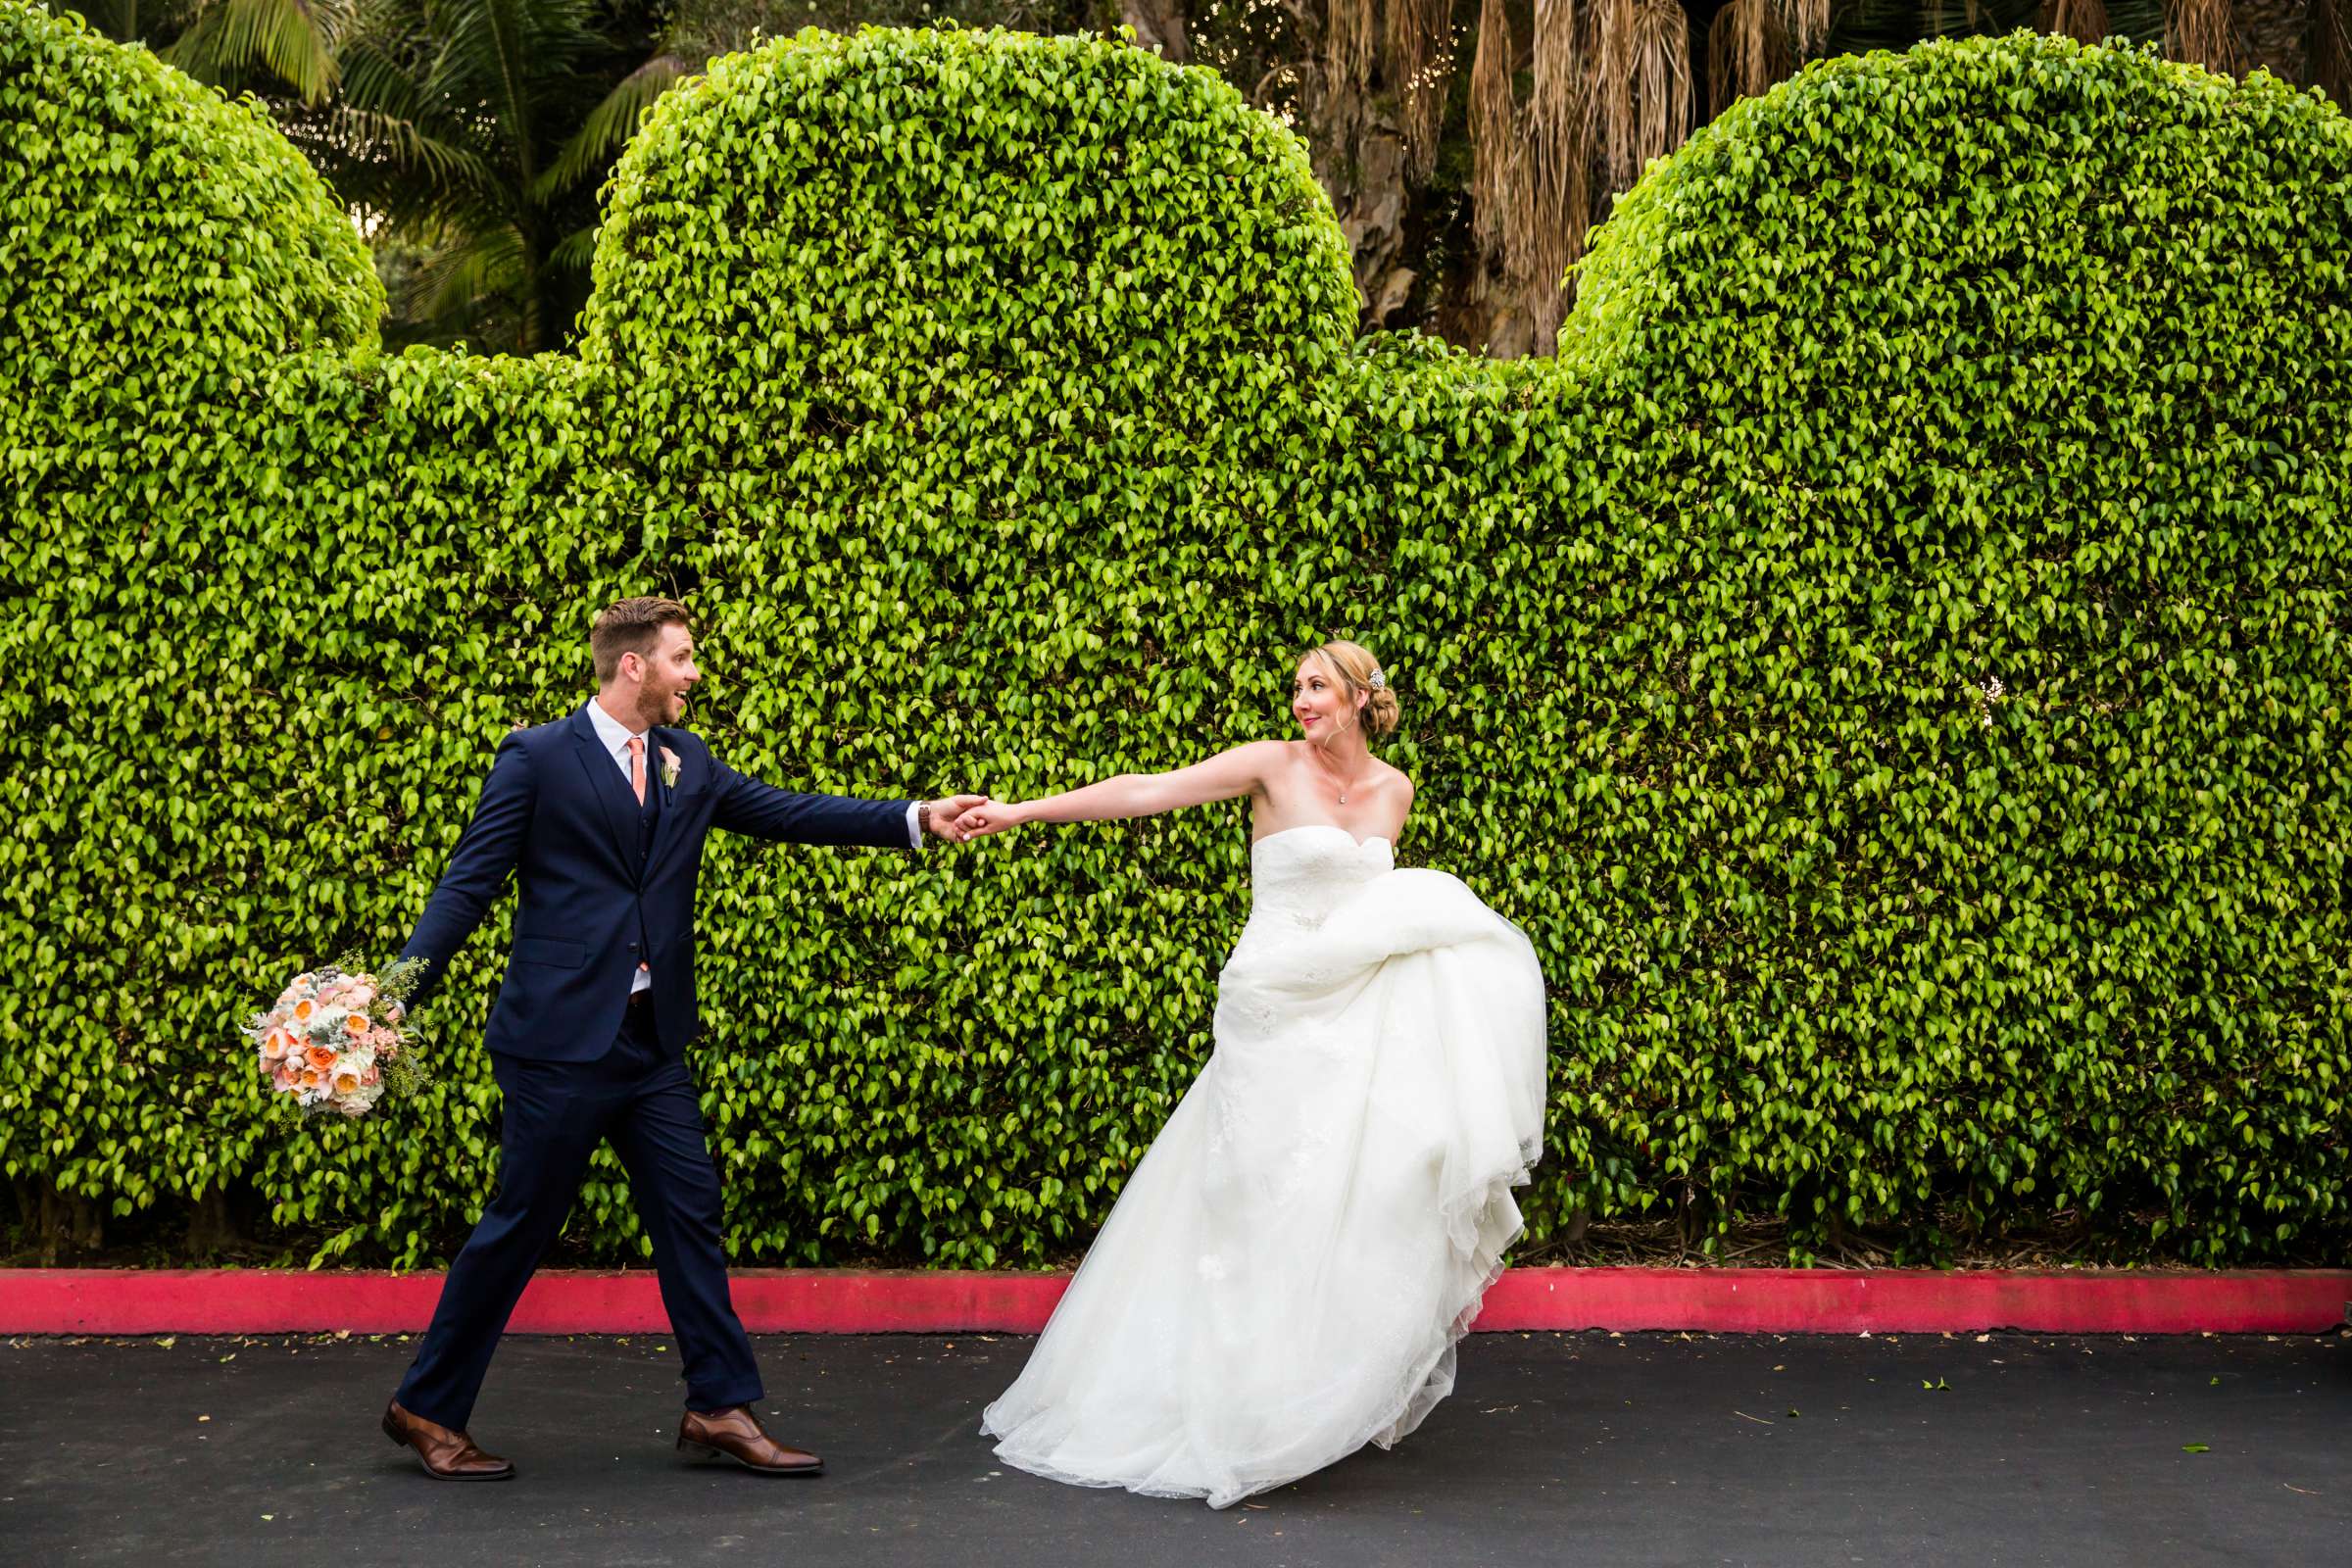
[243, 956, 428, 1117]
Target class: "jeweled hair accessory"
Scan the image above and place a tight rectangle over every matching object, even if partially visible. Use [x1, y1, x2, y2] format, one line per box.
[1368, 667, 1387, 690]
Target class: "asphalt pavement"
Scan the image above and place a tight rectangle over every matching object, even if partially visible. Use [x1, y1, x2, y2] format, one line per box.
[5, 1328, 2346, 1567]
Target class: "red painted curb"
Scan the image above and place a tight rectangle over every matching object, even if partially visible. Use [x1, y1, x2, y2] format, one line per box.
[1471, 1267, 2352, 1335]
[4, 1267, 2347, 1337]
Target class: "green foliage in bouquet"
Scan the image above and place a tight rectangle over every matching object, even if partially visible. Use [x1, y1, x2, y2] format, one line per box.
[2, 2, 2346, 1268]
[245, 955, 433, 1124]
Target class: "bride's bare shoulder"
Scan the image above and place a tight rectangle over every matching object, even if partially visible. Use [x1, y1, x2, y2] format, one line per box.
[1222, 738, 1296, 771]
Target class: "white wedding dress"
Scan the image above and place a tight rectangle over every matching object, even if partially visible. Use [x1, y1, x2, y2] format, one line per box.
[980, 823, 1547, 1507]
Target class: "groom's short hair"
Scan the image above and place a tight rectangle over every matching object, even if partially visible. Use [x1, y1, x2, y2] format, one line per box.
[591, 596, 692, 682]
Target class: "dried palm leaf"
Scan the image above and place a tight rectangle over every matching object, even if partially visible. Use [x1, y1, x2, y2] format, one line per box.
[1327, 0, 1378, 89]
[2166, 0, 2235, 74]
[1706, 0, 1788, 117]
[1468, 0, 1528, 276]
[1592, 0, 1692, 190]
[2038, 0, 2108, 43]
[1388, 0, 1455, 179]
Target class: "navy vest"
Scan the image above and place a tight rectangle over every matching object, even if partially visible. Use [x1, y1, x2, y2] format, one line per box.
[638, 760, 662, 859]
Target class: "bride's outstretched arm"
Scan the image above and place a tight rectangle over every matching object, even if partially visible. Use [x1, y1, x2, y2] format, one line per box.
[959, 741, 1282, 836]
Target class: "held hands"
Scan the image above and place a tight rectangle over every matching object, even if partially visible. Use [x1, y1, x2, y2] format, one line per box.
[924, 794, 992, 844]
[951, 799, 1022, 839]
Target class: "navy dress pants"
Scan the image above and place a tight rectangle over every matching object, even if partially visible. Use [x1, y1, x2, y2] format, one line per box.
[394, 996, 762, 1430]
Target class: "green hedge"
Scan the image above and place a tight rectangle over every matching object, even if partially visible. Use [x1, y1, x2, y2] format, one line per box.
[3, 5, 2346, 1268]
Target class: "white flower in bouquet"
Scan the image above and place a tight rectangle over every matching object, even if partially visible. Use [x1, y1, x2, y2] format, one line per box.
[243, 954, 428, 1118]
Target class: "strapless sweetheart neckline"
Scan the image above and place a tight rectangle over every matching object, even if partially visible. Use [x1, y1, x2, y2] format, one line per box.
[1250, 822, 1393, 854]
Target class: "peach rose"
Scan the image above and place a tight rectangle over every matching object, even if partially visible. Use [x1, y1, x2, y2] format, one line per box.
[305, 1044, 338, 1070]
[261, 1029, 294, 1061]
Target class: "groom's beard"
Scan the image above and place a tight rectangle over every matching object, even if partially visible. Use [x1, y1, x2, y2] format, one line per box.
[635, 685, 686, 729]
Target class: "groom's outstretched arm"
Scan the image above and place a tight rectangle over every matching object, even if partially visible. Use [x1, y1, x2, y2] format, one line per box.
[398, 733, 535, 1009]
[708, 751, 920, 849]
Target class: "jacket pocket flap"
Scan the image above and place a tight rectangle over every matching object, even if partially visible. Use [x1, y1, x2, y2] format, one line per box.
[513, 935, 588, 969]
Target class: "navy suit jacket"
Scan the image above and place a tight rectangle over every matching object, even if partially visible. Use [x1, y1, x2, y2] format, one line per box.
[400, 705, 912, 1061]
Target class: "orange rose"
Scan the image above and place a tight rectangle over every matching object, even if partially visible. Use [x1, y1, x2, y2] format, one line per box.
[344, 1013, 371, 1038]
[299, 1068, 322, 1088]
[306, 1044, 338, 1070]
[292, 999, 317, 1023]
[331, 1068, 363, 1096]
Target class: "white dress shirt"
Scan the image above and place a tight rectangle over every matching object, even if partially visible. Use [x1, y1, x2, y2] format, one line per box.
[582, 701, 923, 994]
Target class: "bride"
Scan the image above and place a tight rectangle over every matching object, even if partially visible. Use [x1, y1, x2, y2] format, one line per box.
[956, 640, 1547, 1507]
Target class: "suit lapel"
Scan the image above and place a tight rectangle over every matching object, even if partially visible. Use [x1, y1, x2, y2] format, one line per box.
[568, 708, 643, 883]
[641, 727, 689, 882]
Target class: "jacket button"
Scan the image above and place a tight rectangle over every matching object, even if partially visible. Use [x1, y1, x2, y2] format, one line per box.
[628, 942, 640, 952]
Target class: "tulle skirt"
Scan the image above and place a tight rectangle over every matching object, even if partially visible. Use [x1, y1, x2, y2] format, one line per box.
[980, 865, 1547, 1507]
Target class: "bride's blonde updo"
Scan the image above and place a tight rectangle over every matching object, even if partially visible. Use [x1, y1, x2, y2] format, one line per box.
[1302, 639, 1400, 741]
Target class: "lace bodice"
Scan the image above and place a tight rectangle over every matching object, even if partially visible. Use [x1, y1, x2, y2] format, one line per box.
[1237, 824, 1396, 946]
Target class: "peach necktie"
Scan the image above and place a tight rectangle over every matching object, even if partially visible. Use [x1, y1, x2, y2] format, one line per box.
[624, 736, 650, 976]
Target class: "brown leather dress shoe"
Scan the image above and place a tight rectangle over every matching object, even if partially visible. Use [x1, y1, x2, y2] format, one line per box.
[676, 1405, 824, 1476]
[381, 1397, 515, 1482]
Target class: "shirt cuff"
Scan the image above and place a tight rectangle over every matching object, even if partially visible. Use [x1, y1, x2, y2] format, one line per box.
[906, 800, 924, 850]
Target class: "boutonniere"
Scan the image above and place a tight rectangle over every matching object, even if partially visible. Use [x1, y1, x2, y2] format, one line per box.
[659, 746, 682, 790]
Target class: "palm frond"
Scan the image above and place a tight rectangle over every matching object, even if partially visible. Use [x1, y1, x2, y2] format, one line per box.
[547, 222, 599, 274]
[406, 220, 527, 326]
[166, 0, 352, 101]
[311, 103, 502, 193]
[419, 0, 601, 183]
[537, 51, 692, 199]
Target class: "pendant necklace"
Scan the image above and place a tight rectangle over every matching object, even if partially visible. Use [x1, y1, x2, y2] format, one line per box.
[1322, 748, 1366, 805]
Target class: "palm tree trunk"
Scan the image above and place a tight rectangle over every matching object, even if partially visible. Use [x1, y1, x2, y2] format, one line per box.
[518, 232, 545, 356]
[2313, 0, 2352, 100]
[2232, 0, 2318, 78]
[1121, 0, 1191, 62]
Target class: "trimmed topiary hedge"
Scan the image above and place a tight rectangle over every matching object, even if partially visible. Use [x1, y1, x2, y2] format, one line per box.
[2, 5, 2346, 1268]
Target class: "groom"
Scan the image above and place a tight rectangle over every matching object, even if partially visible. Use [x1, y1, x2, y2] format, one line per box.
[380, 596, 983, 1481]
